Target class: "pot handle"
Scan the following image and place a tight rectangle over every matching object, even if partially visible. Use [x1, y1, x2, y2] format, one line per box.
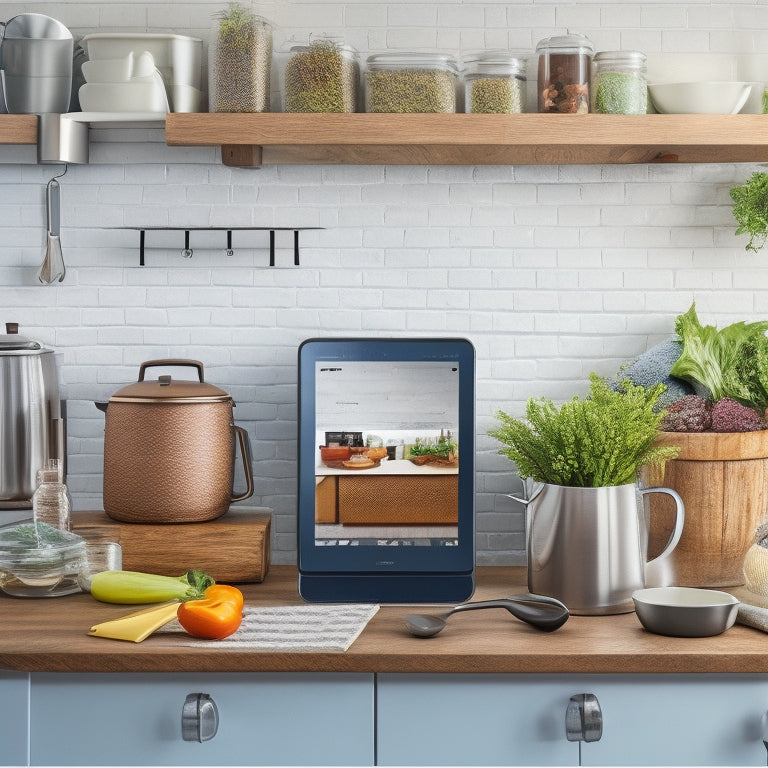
[138, 359, 205, 383]
[230, 425, 255, 503]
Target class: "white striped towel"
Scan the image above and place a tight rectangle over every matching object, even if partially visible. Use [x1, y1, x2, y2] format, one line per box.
[180, 603, 379, 651]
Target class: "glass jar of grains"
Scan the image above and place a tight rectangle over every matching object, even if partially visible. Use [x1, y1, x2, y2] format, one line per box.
[536, 33, 593, 113]
[463, 51, 528, 114]
[209, 4, 272, 113]
[591, 50, 647, 114]
[365, 52, 459, 113]
[282, 37, 360, 113]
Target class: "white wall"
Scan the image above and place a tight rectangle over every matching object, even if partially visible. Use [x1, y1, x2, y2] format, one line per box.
[2, 0, 767, 564]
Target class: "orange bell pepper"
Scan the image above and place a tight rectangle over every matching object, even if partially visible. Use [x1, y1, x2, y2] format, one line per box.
[177, 584, 244, 640]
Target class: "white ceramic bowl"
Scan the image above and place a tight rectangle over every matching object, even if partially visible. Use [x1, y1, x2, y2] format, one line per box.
[78, 76, 169, 113]
[648, 81, 753, 114]
[633, 587, 739, 637]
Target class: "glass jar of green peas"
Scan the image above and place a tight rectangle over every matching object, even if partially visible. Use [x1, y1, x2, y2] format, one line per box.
[591, 50, 648, 114]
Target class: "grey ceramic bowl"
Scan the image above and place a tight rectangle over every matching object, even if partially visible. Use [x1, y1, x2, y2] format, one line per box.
[632, 587, 739, 637]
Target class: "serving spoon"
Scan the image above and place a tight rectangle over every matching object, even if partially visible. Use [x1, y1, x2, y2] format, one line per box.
[405, 594, 569, 638]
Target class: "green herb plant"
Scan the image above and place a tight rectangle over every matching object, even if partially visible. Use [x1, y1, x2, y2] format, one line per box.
[670, 302, 768, 411]
[409, 438, 458, 461]
[488, 373, 679, 488]
[730, 171, 768, 252]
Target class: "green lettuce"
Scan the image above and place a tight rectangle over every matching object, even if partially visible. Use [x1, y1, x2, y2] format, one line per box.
[670, 303, 768, 409]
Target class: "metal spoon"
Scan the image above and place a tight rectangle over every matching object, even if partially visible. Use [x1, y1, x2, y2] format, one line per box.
[405, 594, 569, 638]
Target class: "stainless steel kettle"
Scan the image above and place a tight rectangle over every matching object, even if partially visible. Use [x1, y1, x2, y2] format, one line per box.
[0, 323, 64, 503]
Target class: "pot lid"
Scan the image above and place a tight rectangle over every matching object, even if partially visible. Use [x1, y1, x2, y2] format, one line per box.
[110, 374, 232, 403]
[0, 322, 45, 352]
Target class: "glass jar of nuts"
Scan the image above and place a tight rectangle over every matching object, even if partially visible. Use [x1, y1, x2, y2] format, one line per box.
[365, 52, 459, 113]
[536, 33, 594, 113]
[282, 37, 360, 113]
[463, 51, 528, 114]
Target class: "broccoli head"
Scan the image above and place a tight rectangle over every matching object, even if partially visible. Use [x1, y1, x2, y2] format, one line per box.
[711, 398, 767, 432]
[616, 340, 694, 410]
[659, 394, 711, 432]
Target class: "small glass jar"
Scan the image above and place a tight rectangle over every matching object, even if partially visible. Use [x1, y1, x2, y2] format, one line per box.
[365, 52, 459, 113]
[591, 50, 647, 114]
[463, 51, 527, 114]
[536, 33, 593, 113]
[282, 37, 360, 113]
[209, 4, 272, 113]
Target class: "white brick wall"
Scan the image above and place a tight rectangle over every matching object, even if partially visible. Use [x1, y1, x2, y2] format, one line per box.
[2, 0, 768, 563]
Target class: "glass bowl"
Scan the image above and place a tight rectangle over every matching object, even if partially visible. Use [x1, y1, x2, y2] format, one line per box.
[0, 521, 86, 597]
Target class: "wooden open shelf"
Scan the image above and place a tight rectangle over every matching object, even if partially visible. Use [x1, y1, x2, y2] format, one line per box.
[0, 114, 37, 145]
[166, 112, 768, 167]
[6, 112, 768, 168]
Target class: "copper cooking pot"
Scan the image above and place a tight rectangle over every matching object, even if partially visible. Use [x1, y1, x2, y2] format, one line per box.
[98, 359, 254, 523]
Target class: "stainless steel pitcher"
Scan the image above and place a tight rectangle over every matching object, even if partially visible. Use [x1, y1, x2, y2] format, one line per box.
[509, 481, 684, 615]
[0, 323, 64, 502]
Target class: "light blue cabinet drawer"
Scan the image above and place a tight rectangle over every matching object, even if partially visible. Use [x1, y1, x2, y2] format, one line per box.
[377, 674, 578, 765]
[30, 672, 374, 767]
[580, 675, 768, 766]
[377, 674, 768, 767]
[0, 671, 29, 766]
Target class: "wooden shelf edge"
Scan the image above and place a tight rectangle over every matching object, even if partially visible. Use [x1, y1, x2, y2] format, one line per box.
[165, 113, 768, 166]
[0, 114, 37, 145]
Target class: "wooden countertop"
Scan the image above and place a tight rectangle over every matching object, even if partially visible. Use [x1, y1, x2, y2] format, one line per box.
[1, 566, 767, 675]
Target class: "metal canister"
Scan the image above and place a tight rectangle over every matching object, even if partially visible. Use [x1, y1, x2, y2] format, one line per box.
[0, 323, 63, 502]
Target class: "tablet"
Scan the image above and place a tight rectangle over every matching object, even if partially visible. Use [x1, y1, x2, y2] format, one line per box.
[297, 337, 475, 603]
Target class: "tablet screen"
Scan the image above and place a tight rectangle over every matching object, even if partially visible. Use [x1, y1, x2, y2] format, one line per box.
[297, 338, 475, 602]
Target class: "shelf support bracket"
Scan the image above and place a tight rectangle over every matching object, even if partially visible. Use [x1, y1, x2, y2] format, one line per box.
[221, 144, 262, 168]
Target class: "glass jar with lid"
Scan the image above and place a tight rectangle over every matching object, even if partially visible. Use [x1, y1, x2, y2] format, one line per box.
[282, 36, 360, 113]
[365, 52, 459, 113]
[463, 51, 528, 114]
[536, 33, 594, 113]
[591, 50, 647, 114]
[209, 3, 273, 113]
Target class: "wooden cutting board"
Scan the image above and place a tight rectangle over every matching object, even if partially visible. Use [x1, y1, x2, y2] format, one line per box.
[72, 507, 271, 583]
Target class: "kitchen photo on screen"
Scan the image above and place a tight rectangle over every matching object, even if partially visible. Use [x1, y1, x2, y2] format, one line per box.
[313, 360, 459, 547]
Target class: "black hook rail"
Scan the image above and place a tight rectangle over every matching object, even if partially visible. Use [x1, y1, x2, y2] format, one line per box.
[128, 227, 322, 267]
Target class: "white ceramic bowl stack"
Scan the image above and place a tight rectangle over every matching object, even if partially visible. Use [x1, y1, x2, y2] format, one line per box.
[78, 33, 204, 113]
[79, 50, 169, 113]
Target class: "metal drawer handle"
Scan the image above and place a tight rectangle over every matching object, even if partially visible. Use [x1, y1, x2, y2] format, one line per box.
[566, 693, 603, 743]
[181, 693, 219, 742]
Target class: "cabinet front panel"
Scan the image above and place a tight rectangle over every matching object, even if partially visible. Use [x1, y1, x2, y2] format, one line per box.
[580, 674, 768, 766]
[30, 672, 373, 767]
[376, 674, 578, 766]
[0, 671, 29, 767]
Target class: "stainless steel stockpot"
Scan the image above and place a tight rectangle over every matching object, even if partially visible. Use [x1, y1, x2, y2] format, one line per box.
[0, 323, 63, 502]
[100, 359, 254, 523]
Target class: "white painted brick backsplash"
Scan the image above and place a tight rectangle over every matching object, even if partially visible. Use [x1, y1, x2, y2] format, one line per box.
[3, 1, 768, 565]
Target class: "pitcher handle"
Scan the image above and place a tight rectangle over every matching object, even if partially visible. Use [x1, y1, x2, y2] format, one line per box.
[230, 425, 255, 503]
[639, 486, 685, 565]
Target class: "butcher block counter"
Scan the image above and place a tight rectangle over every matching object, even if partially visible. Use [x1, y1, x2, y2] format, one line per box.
[1, 565, 767, 675]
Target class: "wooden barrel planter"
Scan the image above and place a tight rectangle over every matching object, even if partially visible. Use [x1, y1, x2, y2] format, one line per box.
[642, 430, 768, 588]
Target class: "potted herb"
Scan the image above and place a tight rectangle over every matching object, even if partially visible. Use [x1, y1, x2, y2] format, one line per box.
[730, 171, 768, 253]
[489, 374, 682, 615]
[489, 373, 677, 488]
[210, 2, 273, 113]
